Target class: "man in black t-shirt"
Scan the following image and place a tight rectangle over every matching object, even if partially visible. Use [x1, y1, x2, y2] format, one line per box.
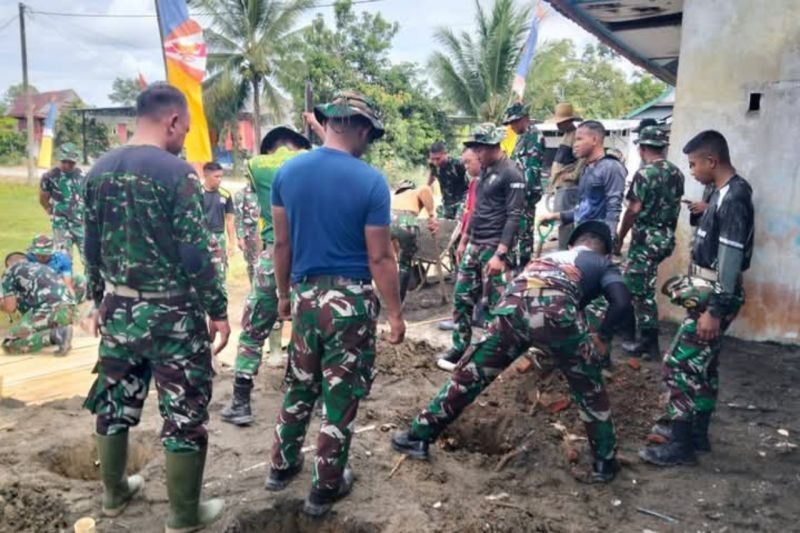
[641, 130, 754, 468]
[427, 141, 469, 219]
[392, 220, 634, 483]
[202, 161, 236, 279]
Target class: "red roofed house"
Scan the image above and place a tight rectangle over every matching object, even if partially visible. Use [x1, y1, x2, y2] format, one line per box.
[6, 89, 81, 144]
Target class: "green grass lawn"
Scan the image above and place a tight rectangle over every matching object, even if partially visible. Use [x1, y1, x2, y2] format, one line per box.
[0, 183, 51, 256]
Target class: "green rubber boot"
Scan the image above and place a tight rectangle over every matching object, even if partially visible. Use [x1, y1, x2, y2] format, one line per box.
[96, 432, 145, 517]
[164, 447, 225, 533]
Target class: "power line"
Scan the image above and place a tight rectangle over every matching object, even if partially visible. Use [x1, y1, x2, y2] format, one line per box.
[27, 0, 385, 19]
[0, 14, 18, 32]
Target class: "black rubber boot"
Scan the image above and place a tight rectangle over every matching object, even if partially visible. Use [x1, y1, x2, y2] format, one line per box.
[624, 328, 661, 360]
[639, 419, 698, 466]
[390, 430, 430, 460]
[591, 458, 620, 483]
[51, 326, 73, 356]
[435, 349, 463, 372]
[265, 455, 304, 491]
[692, 411, 712, 453]
[220, 375, 254, 426]
[302, 466, 355, 517]
[398, 269, 412, 303]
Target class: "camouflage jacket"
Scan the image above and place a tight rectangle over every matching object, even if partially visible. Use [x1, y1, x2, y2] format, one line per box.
[1, 261, 73, 313]
[511, 124, 545, 208]
[234, 183, 260, 241]
[429, 158, 469, 207]
[40, 167, 85, 227]
[626, 159, 685, 243]
[83, 146, 227, 319]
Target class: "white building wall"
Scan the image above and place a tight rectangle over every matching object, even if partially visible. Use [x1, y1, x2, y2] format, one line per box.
[663, 0, 800, 343]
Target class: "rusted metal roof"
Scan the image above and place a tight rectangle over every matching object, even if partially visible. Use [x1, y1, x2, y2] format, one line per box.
[546, 0, 682, 84]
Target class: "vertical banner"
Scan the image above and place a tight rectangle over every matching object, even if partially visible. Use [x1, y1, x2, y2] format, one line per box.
[511, 1, 547, 99]
[36, 102, 57, 169]
[156, 0, 212, 164]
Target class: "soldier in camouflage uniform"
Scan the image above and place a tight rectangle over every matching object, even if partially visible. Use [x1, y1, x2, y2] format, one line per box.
[27, 234, 87, 303]
[39, 143, 85, 264]
[428, 141, 469, 220]
[81, 85, 229, 530]
[265, 91, 405, 517]
[1, 252, 75, 355]
[393, 221, 634, 483]
[614, 126, 684, 359]
[221, 125, 311, 427]
[640, 130, 753, 468]
[234, 180, 261, 284]
[437, 124, 525, 372]
[502, 102, 545, 270]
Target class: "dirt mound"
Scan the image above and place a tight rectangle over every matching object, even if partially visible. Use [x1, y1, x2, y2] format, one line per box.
[375, 338, 440, 377]
[223, 499, 383, 533]
[441, 356, 662, 465]
[0, 482, 68, 533]
[38, 431, 160, 481]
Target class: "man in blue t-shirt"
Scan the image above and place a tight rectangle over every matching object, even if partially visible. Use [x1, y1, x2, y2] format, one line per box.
[26, 234, 86, 303]
[265, 91, 405, 517]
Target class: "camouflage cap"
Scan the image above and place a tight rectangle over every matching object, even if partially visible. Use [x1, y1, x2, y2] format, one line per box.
[463, 123, 506, 147]
[314, 90, 385, 140]
[57, 142, 80, 162]
[501, 102, 530, 125]
[635, 125, 669, 148]
[28, 234, 54, 256]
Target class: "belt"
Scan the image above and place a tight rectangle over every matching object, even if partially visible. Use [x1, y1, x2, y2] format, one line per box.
[530, 287, 566, 299]
[689, 264, 717, 282]
[295, 275, 371, 287]
[105, 282, 189, 300]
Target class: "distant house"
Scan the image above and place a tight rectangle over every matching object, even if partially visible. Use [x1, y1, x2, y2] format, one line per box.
[6, 89, 81, 144]
[625, 87, 675, 122]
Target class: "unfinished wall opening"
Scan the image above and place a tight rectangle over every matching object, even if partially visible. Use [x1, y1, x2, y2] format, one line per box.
[748, 92, 762, 112]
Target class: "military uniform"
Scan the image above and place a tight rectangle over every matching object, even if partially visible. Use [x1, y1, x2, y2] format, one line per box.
[390, 182, 435, 302]
[641, 172, 754, 466]
[503, 103, 545, 268]
[443, 124, 525, 366]
[1, 261, 76, 354]
[27, 234, 87, 303]
[395, 221, 633, 482]
[82, 145, 227, 453]
[624, 131, 684, 336]
[430, 157, 468, 220]
[40, 144, 85, 263]
[234, 182, 261, 284]
[203, 186, 234, 280]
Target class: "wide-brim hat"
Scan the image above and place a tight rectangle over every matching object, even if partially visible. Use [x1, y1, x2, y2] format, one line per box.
[501, 102, 531, 125]
[395, 179, 416, 195]
[314, 90, 385, 140]
[259, 125, 311, 154]
[28, 234, 54, 256]
[633, 118, 659, 133]
[568, 220, 613, 254]
[57, 142, 80, 162]
[547, 102, 582, 125]
[634, 125, 669, 148]
[463, 122, 506, 148]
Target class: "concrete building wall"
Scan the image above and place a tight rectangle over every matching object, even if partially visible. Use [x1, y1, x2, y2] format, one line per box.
[663, 0, 800, 343]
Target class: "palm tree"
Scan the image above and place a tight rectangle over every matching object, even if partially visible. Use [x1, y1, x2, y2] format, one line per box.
[200, 0, 315, 144]
[204, 70, 248, 171]
[429, 0, 531, 122]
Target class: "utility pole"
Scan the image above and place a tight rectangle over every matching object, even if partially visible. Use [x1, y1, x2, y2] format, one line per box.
[19, 3, 35, 184]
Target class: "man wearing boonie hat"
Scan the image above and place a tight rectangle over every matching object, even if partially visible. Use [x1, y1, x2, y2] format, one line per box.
[39, 142, 86, 263]
[545, 102, 585, 249]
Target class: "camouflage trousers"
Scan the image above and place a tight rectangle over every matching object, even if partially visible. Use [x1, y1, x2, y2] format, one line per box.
[411, 275, 616, 460]
[72, 273, 87, 304]
[663, 296, 743, 421]
[234, 249, 280, 377]
[451, 243, 510, 354]
[209, 231, 228, 280]
[1, 303, 75, 354]
[513, 208, 536, 270]
[83, 294, 213, 452]
[390, 211, 419, 302]
[242, 235, 261, 284]
[53, 221, 85, 266]
[270, 277, 378, 491]
[624, 234, 674, 332]
[437, 200, 464, 221]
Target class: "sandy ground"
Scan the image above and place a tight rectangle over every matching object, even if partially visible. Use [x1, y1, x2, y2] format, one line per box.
[1, 277, 799, 533]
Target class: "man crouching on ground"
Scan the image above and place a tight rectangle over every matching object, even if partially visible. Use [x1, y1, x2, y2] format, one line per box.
[392, 220, 634, 483]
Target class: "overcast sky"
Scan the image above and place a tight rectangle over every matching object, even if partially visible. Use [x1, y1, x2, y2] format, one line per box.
[0, 0, 602, 107]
